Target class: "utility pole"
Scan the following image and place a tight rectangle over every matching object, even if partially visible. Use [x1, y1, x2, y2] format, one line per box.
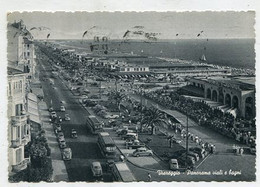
[185, 110, 189, 170]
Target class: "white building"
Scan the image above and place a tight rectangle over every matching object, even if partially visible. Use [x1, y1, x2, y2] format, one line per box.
[7, 20, 35, 174]
[119, 66, 149, 73]
[7, 68, 31, 173]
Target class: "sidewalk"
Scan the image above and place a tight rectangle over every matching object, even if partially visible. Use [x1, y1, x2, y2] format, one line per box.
[38, 100, 69, 182]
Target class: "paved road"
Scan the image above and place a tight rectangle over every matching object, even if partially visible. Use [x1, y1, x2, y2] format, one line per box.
[37, 54, 113, 182]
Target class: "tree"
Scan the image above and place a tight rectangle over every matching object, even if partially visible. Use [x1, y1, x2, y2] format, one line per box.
[30, 142, 48, 168]
[141, 107, 167, 135]
[109, 91, 125, 112]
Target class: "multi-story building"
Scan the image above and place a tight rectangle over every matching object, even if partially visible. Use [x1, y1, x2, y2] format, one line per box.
[188, 76, 255, 119]
[7, 67, 31, 173]
[149, 64, 231, 77]
[119, 65, 150, 73]
[7, 20, 35, 174]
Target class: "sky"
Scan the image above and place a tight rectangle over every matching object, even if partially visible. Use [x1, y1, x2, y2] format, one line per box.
[7, 11, 255, 40]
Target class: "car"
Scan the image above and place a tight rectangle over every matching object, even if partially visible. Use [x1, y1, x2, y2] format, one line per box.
[57, 131, 64, 139]
[60, 106, 66, 112]
[133, 147, 153, 157]
[58, 134, 65, 142]
[64, 114, 71, 121]
[71, 129, 78, 138]
[189, 147, 206, 159]
[178, 155, 195, 168]
[118, 129, 134, 136]
[91, 162, 103, 177]
[55, 123, 62, 131]
[126, 140, 145, 149]
[71, 87, 77, 91]
[173, 150, 200, 161]
[62, 147, 72, 160]
[51, 111, 57, 119]
[122, 133, 138, 141]
[169, 159, 179, 170]
[49, 107, 54, 112]
[59, 140, 67, 149]
[104, 114, 120, 119]
[116, 126, 129, 134]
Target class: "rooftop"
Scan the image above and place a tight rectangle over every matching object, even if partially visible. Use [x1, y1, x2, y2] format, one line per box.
[195, 76, 255, 91]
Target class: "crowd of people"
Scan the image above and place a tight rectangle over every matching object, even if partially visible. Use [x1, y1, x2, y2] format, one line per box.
[141, 89, 256, 148]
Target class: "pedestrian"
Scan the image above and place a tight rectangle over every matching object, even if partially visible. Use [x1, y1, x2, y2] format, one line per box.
[210, 144, 214, 154]
[147, 173, 152, 182]
[240, 148, 244, 156]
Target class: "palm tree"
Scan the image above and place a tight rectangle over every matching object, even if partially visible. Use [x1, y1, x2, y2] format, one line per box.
[109, 90, 126, 112]
[141, 107, 167, 135]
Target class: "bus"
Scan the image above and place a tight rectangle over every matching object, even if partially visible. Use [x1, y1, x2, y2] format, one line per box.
[97, 132, 116, 158]
[111, 162, 136, 182]
[86, 116, 103, 134]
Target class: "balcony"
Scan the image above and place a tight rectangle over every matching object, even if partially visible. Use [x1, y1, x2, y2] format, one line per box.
[11, 139, 21, 148]
[21, 134, 30, 145]
[11, 114, 28, 126]
[12, 159, 29, 172]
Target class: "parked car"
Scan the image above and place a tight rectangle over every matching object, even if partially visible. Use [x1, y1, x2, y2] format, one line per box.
[104, 114, 120, 119]
[178, 155, 195, 168]
[118, 129, 134, 136]
[55, 123, 62, 132]
[173, 150, 200, 162]
[116, 126, 129, 134]
[169, 159, 179, 170]
[91, 162, 103, 177]
[71, 129, 78, 138]
[126, 140, 145, 149]
[60, 106, 66, 112]
[133, 147, 153, 157]
[121, 133, 138, 141]
[62, 147, 72, 160]
[64, 114, 71, 121]
[57, 131, 64, 140]
[51, 111, 57, 119]
[49, 107, 54, 112]
[59, 140, 67, 149]
[189, 147, 206, 159]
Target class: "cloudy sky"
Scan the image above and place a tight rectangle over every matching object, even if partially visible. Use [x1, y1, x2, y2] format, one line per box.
[7, 11, 255, 39]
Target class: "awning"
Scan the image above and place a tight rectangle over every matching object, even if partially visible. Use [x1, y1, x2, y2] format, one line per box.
[28, 100, 38, 110]
[27, 97, 40, 124]
[28, 93, 38, 102]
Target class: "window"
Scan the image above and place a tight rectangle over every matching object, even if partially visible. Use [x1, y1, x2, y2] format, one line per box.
[24, 52, 26, 57]
[15, 104, 23, 116]
[21, 125, 24, 138]
[127, 68, 130, 71]
[17, 126, 20, 139]
[9, 82, 11, 95]
[27, 52, 30, 57]
[16, 148, 22, 164]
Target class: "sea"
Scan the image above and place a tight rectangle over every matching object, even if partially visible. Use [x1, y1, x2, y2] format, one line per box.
[55, 39, 255, 70]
